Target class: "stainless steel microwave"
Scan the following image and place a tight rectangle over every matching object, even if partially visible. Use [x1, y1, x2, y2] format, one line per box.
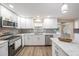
[0, 17, 16, 28]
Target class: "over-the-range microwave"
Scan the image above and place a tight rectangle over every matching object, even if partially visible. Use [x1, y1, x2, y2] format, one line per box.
[0, 17, 17, 28]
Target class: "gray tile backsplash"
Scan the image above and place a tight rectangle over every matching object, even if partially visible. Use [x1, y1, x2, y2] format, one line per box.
[18, 28, 58, 33]
[18, 29, 33, 33]
[74, 29, 79, 33]
[44, 29, 58, 33]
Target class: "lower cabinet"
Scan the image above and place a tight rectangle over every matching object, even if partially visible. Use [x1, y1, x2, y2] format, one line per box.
[15, 39, 21, 50]
[21, 34, 25, 47]
[24, 34, 45, 45]
[52, 42, 68, 56]
[0, 42, 8, 56]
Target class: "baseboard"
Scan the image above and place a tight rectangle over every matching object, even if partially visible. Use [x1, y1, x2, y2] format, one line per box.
[45, 45, 52, 46]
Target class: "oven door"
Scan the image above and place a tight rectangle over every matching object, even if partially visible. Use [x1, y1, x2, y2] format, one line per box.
[8, 43, 15, 56]
[15, 39, 21, 50]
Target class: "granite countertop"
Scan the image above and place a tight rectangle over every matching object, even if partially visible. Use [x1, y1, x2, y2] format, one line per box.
[0, 35, 13, 40]
[51, 38, 79, 56]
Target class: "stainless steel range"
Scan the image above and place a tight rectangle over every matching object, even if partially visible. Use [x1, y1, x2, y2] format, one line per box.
[1, 35, 22, 56]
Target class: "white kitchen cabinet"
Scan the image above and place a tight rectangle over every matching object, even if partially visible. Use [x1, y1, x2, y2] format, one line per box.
[17, 17, 34, 29]
[43, 18, 58, 29]
[0, 5, 18, 28]
[11, 12, 18, 22]
[25, 18, 34, 28]
[15, 39, 21, 50]
[21, 34, 25, 47]
[17, 17, 25, 29]
[52, 41, 68, 56]
[0, 42, 8, 56]
[20, 17, 26, 29]
[0, 5, 13, 21]
[34, 35, 45, 45]
[74, 20, 79, 29]
[24, 35, 34, 45]
[24, 34, 45, 45]
[17, 16, 21, 28]
[51, 38, 69, 56]
[17, 16, 26, 29]
[1, 5, 10, 18]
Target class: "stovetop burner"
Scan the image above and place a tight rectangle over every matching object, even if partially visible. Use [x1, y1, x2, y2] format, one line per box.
[4, 36, 20, 40]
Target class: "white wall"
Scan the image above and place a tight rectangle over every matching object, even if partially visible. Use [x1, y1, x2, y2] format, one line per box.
[43, 18, 58, 29]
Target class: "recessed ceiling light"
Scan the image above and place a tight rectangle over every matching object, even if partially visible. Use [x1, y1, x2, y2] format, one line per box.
[9, 4, 14, 8]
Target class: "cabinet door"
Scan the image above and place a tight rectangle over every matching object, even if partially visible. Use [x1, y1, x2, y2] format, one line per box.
[21, 34, 25, 47]
[25, 18, 34, 28]
[17, 17, 26, 29]
[54, 43, 68, 56]
[11, 13, 17, 22]
[0, 43, 8, 56]
[34, 35, 45, 45]
[1, 6, 12, 21]
[24, 35, 45, 45]
[24, 34, 32, 45]
[20, 17, 26, 29]
[17, 16, 21, 28]
[15, 39, 21, 50]
[25, 35, 34, 45]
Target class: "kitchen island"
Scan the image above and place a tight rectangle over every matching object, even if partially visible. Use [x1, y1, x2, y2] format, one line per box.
[51, 38, 79, 56]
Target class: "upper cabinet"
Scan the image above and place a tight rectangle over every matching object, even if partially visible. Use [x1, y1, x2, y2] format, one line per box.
[43, 18, 58, 29]
[74, 20, 79, 29]
[1, 6, 12, 21]
[0, 5, 18, 28]
[25, 18, 34, 28]
[0, 5, 17, 22]
[17, 17, 34, 29]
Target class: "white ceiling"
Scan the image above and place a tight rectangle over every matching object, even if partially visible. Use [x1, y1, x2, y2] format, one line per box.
[3, 3, 79, 19]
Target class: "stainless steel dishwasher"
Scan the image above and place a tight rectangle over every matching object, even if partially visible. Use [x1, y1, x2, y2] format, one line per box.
[45, 35, 53, 45]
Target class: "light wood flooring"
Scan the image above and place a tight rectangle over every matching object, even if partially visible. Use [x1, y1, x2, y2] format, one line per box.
[17, 46, 52, 56]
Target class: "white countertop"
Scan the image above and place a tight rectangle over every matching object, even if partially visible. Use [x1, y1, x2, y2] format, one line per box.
[0, 40, 8, 45]
[51, 38, 79, 56]
[18, 33, 54, 35]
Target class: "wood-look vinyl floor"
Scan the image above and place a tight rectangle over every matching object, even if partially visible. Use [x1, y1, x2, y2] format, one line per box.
[17, 46, 52, 56]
